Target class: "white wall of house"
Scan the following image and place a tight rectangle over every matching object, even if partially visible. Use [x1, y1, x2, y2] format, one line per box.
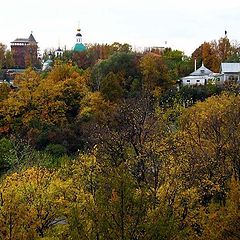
[223, 73, 240, 82]
[221, 63, 240, 83]
[182, 76, 206, 86]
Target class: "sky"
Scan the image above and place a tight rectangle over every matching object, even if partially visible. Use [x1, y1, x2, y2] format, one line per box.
[1, 0, 240, 56]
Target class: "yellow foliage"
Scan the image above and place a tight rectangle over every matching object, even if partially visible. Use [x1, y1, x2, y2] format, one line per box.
[79, 91, 117, 122]
[0, 64, 90, 133]
[0, 167, 74, 239]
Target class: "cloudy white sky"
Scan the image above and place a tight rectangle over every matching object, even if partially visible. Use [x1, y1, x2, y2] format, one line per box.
[1, 0, 240, 56]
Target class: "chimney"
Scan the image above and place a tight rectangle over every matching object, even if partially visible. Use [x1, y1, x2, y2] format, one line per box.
[194, 57, 197, 71]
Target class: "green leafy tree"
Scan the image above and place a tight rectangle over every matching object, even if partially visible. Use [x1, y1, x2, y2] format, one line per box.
[163, 48, 191, 80]
[91, 52, 141, 96]
[100, 72, 124, 101]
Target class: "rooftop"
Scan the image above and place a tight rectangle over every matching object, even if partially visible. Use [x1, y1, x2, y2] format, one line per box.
[221, 63, 240, 73]
[11, 33, 37, 44]
[28, 33, 37, 43]
[73, 43, 86, 52]
[56, 47, 63, 52]
[190, 63, 213, 76]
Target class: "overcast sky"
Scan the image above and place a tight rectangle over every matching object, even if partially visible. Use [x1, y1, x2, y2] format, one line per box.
[1, 0, 240, 56]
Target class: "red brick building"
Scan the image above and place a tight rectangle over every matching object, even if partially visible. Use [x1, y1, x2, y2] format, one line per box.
[11, 33, 38, 69]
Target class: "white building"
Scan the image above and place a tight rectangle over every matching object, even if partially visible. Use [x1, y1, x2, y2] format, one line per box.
[221, 63, 240, 82]
[55, 47, 63, 58]
[180, 62, 240, 87]
[181, 63, 221, 86]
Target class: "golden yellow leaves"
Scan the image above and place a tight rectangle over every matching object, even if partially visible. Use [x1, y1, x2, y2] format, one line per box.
[79, 91, 116, 123]
[0, 167, 74, 239]
[140, 53, 171, 93]
[0, 65, 90, 133]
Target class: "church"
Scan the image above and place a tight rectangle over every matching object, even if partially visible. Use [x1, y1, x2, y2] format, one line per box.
[53, 27, 87, 58]
[73, 27, 86, 52]
[42, 27, 87, 71]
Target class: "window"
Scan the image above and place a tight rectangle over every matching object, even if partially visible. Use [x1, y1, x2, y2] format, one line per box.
[200, 70, 205, 74]
[228, 75, 239, 81]
[196, 80, 200, 82]
[187, 80, 190, 82]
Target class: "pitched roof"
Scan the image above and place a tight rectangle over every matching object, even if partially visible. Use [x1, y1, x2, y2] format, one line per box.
[28, 33, 37, 43]
[190, 63, 213, 76]
[11, 33, 37, 44]
[221, 63, 240, 73]
[11, 38, 29, 43]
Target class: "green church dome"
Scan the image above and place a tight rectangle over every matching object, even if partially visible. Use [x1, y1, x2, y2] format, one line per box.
[73, 43, 86, 52]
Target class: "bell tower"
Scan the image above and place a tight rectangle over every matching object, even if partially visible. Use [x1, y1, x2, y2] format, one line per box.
[73, 25, 86, 52]
[76, 28, 82, 43]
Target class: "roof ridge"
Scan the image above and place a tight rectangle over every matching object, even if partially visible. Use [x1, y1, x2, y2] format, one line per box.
[28, 33, 37, 43]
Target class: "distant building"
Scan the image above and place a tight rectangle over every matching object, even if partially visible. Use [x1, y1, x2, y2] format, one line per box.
[181, 63, 222, 86]
[221, 63, 240, 83]
[73, 28, 86, 52]
[144, 46, 165, 54]
[11, 33, 39, 69]
[180, 62, 240, 86]
[55, 46, 63, 58]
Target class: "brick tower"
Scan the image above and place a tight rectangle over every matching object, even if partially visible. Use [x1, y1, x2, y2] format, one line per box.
[11, 32, 38, 68]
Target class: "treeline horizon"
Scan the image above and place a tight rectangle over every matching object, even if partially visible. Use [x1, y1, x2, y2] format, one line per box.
[1, 35, 240, 71]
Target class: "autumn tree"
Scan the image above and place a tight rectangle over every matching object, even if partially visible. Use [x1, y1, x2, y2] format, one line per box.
[80, 93, 178, 208]
[72, 51, 96, 69]
[177, 93, 240, 208]
[0, 83, 11, 102]
[93, 163, 149, 240]
[134, 93, 240, 238]
[226, 40, 240, 62]
[192, 41, 220, 72]
[109, 42, 132, 54]
[100, 72, 124, 101]
[4, 50, 14, 69]
[196, 178, 240, 240]
[140, 52, 172, 94]
[0, 64, 90, 153]
[0, 43, 6, 69]
[217, 36, 231, 62]
[0, 167, 74, 239]
[173, 93, 240, 213]
[191, 36, 240, 73]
